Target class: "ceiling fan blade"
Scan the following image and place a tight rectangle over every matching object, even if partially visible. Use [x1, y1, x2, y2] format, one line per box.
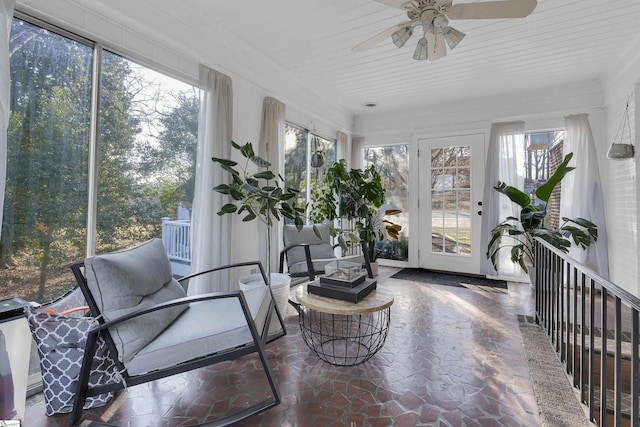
[352, 20, 416, 52]
[426, 32, 447, 61]
[447, 0, 537, 19]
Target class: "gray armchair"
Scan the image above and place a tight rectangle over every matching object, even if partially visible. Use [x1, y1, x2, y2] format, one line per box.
[279, 224, 373, 300]
[69, 238, 283, 427]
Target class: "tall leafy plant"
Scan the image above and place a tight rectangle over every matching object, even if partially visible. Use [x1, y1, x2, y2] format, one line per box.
[310, 159, 391, 261]
[212, 141, 305, 276]
[487, 152, 598, 273]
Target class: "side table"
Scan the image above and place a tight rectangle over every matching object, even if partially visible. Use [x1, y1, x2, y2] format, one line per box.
[295, 283, 394, 366]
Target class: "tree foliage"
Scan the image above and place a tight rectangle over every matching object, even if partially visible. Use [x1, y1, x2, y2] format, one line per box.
[1, 18, 198, 302]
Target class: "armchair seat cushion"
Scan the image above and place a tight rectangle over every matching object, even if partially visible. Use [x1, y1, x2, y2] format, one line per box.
[126, 286, 270, 375]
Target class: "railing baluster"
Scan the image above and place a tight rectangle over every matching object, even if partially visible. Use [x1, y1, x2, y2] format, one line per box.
[559, 257, 565, 358]
[600, 287, 608, 427]
[547, 249, 552, 332]
[572, 265, 578, 380]
[579, 271, 586, 400]
[589, 276, 595, 422]
[632, 308, 639, 427]
[614, 296, 622, 426]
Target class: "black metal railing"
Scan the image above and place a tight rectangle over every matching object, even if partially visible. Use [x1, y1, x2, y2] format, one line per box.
[534, 239, 640, 427]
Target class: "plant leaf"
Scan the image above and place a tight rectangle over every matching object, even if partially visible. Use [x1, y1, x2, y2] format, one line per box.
[312, 224, 322, 239]
[211, 157, 237, 167]
[213, 184, 230, 194]
[219, 204, 237, 215]
[251, 155, 270, 168]
[242, 212, 256, 222]
[220, 163, 240, 176]
[494, 182, 531, 208]
[240, 142, 255, 159]
[254, 171, 276, 180]
[535, 153, 575, 202]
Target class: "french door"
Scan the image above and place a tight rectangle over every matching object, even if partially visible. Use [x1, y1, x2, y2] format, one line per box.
[418, 134, 485, 275]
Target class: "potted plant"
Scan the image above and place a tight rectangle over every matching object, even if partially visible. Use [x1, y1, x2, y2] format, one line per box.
[310, 149, 325, 168]
[486, 152, 598, 280]
[310, 159, 400, 273]
[212, 141, 305, 333]
[370, 208, 403, 261]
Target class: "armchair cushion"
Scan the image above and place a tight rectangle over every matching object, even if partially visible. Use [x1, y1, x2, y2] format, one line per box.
[84, 238, 188, 363]
[126, 286, 270, 375]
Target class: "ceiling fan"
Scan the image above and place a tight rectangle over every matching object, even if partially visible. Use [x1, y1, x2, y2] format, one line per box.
[353, 0, 537, 61]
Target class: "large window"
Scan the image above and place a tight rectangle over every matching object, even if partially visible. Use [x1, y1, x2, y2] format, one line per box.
[1, 16, 198, 305]
[96, 51, 197, 253]
[364, 145, 409, 261]
[284, 123, 336, 216]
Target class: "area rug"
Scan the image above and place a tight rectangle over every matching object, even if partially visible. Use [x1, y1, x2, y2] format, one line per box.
[518, 315, 591, 426]
[390, 268, 508, 293]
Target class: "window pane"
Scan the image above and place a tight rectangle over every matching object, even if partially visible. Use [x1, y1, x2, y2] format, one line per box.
[284, 124, 336, 219]
[284, 125, 307, 209]
[310, 134, 336, 188]
[97, 52, 198, 254]
[1, 19, 92, 303]
[365, 145, 409, 261]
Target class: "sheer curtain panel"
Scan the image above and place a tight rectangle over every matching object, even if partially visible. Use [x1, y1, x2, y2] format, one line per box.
[561, 114, 609, 278]
[351, 136, 364, 169]
[481, 121, 526, 278]
[189, 65, 233, 294]
[258, 97, 285, 274]
[0, 0, 15, 241]
[337, 130, 349, 166]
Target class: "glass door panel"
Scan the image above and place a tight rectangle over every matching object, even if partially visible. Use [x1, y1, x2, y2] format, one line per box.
[419, 134, 484, 274]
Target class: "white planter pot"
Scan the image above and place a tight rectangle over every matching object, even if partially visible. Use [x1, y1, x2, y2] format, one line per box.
[239, 273, 291, 337]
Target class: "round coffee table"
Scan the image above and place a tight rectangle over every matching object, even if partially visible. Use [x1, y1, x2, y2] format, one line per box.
[295, 283, 394, 366]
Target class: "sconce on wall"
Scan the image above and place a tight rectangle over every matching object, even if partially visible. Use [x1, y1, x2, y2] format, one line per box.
[607, 95, 635, 160]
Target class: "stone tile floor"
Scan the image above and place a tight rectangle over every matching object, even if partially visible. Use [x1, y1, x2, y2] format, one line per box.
[24, 267, 543, 426]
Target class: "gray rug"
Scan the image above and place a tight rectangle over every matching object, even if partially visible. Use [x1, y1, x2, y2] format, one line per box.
[390, 268, 508, 292]
[518, 315, 593, 426]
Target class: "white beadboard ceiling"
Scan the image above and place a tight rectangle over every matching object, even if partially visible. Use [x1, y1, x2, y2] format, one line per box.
[82, 0, 640, 116]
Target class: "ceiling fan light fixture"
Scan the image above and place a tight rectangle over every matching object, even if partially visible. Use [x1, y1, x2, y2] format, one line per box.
[391, 26, 413, 48]
[413, 37, 429, 60]
[442, 26, 465, 49]
[432, 14, 449, 32]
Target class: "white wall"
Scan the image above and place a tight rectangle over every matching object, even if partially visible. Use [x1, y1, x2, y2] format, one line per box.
[601, 40, 640, 296]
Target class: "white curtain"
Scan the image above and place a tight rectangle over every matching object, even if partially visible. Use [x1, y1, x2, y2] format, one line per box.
[481, 121, 526, 278]
[337, 130, 349, 164]
[258, 97, 285, 275]
[188, 65, 233, 294]
[561, 114, 609, 278]
[351, 136, 364, 169]
[0, 0, 14, 242]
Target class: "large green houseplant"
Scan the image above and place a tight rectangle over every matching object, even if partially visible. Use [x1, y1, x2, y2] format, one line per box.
[310, 159, 400, 262]
[212, 141, 305, 276]
[212, 141, 306, 336]
[486, 152, 598, 274]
